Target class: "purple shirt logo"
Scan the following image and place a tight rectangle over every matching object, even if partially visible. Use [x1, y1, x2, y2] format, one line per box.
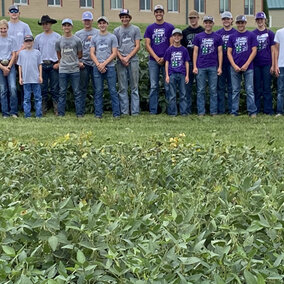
[235, 37, 248, 54]
[152, 28, 166, 45]
[201, 38, 215, 55]
[257, 33, 269, 51]
[171, 51, 183, 68]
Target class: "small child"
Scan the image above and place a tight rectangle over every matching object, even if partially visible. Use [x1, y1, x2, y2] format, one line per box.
[17, 35, 43, 118]
[165, 28, 189, 116]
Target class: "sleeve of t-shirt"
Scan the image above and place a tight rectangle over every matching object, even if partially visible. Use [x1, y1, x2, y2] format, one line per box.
[11, 38, 17, 52]
[251, 33, 258, 48]
[55, 39, 61, 52]
[269, 30, 275, 46]
[37, 51, 43, 65]
[217, 34, 223, 47]
[24, 23, 32, 36]
[90, 36, 96, 48]
[111, 35, 118, 48]
[34, 35, 39, 50]
[193, 34, 199, 47]
[164, 47, 170, 62]
[227, 36, 233, 48]
[167, 24, 175, 39]
[135, 26, 142, 41]
[184, 48, 190, 62]
[144, 25, 151, 39]
[274, 31, 280, 44]
[76, 37, 83, 52]
[17, 52, 23, 66]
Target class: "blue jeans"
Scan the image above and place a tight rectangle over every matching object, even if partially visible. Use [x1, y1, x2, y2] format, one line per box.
[230, 67, 257, 116]
[217, 64, 232, 114]
[93, 66, 120, 117]
[0, 65, 18, 117]
[42, 63, 59, 103]
[23, 83, 42, 118]
[117, 60, 140, 115]
[58, 72, 82, 116]
[185, 61, 194, 114]
[254, 65, 273, 114]
[148, 60, 170, 114]
[167, 73, 187, 116]
[196, 66, 218, 115]
[80, 64, 95, 114]
[276, 67, 284, 114]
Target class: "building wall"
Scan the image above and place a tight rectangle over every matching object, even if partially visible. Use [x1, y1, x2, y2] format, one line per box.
[2, 0, 263, 27]
[269, 10, 284, 28]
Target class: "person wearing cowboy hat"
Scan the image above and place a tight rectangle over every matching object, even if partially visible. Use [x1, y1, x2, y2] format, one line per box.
[114, 9, 141, 116]
[34, 15, 61, 115]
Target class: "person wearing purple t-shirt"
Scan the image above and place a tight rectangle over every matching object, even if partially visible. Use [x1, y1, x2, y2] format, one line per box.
[252, 12, 275, 115]
[193, 16, 223, 116]
[227, 15, 258, 117]
[165, 28, 190, 116]
[144, 4, 174, 114]
[216, 11, 236, 114]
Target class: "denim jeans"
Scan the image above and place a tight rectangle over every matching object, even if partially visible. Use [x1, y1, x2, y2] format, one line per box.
[196, 66, 218, 115]
[254, 65, 273, 114]
[58, 72, 82, 116]
[0, 65, 18, 117]
[93, 66, 120, 117]
[80, 64, 95, 114]
[185, 61, 194, 114]
[167, 73, 187, 116]
[42, 63, 59, 103]
[276, 67, 284, 114]
[230, 67, 257, 116]
[116, 60, 140, 115]
[23, 83, 42, 118]
[217, 64, 232, 114]
[148, 60, 170, 114]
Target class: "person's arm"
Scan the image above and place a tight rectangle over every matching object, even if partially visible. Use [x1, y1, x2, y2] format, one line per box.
[77, 50, 83, 60]
[185, 61, 189, 84]
[271, 44, 276, 74]
[165, 60, 170, 84]
[18, 65, 23, 85]
[241, 46, 257, 71]
[192, 46, 198, 74]
[145, 38, 164, 65]
[119, 39, 141, 66]
[38, 64, 42, 84]
[275, 43, 280, 77]
[227, 47, 240, 72]
[99, 47, 117, 72]
[217, 45, 223, 76]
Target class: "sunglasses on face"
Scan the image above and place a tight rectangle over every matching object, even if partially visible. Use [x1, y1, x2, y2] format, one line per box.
[9, 9, 19, 13]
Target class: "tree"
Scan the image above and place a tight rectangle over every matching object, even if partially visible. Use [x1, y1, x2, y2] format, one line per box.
[263, 0, 270, 27]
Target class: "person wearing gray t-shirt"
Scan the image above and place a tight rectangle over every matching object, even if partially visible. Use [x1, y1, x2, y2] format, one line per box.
[34, 15, 61, 115]
[55, 18, 83, 117]
[75, 11, 99, 114]
[114, 9, 141, 116]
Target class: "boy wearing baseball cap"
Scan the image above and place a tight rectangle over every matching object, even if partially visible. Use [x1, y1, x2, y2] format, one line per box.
[17, 35, 43, 118]
[164, 28, 190, 116]
[55, 18, 83, 117]
[114, 9, 141, 116]
[227, 15, 258, 117]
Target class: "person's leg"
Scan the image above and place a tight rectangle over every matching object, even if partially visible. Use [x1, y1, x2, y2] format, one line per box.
[244, 69, 257, 115]
[167, 73, 178, 116]
[161, 64, 170, 110]
[128, 60, 140, 115]
[253, 65, 262, 113]
[230, 67, 242, 116]
[262, 65, 273, 114]
[7, 65, 18, 116]
[41, 63, 50, 114]
[58, 73, 68, 116]
[106, 66, 120, 117]
[0, 70, 9, 117]
[79, 65, 92, 115]
[23, 84, 32, 118]
[148, 60, 160, 114]
[93, 66, 104, 117]
[50, 65, 59, 115]
[217, 67, 226, 114]
[32, 83, 42, 118]
[70, 72, 82, 117]
[116, 61, 129, 115]
[178, 73, 187, 115]
[196, 68, 207, 115]
[185, 61, 194, 114]
[208, 66, 218, 115]
[276, 67, 284, 115]
[225, 65, 233, 114]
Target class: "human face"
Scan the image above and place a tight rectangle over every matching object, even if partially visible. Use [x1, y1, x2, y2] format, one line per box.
[24, 40, 33, 49]
[154, 10, 164, 22]
[62, 23, 73, 35]
[42, 22, 52, 33]
[189, 16, 199, 28]
[83, 19, 93, 30]
[8, 10, 20, 21]
[120, 15, 131, 27]
[222, 17, 233, 28]
[236, 21, 246, 32]
[98, 20, 108, 33]
[203, 20, 214, 32]
[0, 25, 8, 37]
[172, 33, 182, 44]
[256, 18, 265, 29]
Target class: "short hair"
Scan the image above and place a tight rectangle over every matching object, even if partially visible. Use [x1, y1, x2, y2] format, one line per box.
[0, 19, 9, 28]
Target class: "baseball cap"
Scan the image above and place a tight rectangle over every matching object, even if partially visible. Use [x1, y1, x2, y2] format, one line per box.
[24, 35, 34, 42]
[172, 28, 182, 35]
[62, 18, 73, 25]
[235, 15, 247, 22]
[97, 16, 109, 24]
[8, 5, 19, 13]
[221, 11, 233, 19]
[203, 16, 214, 22]
[189, 10, 199, 18]
[82, 11, 93, 20]
[255, 12, 266, 19]
[119, 9, 132, 19]
[154, 4, 164, 12]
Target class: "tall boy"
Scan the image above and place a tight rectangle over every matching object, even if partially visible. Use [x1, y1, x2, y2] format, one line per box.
[193, 16, 223, 116]
[114, 9, 141, 116]
[90, 16, 120, 118]
[34, 15, 61, 115]
[55, 18, 83, 117]
[165, 28, 189, 116]
[144, 4, 174, 114]
[17, 35, 42, 118]
[227, 15, 258, 117]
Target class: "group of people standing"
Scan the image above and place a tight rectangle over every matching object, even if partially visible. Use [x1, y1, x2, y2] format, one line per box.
[0, 4, 283, 118]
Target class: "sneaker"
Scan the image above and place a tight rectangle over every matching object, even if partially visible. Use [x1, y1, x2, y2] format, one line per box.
[11, 114, 18, 118]
[275, 113, 282, 117]
[95, 115, 102, 119]
[250, 114, 257, 118]
[3, 116, 9, 119]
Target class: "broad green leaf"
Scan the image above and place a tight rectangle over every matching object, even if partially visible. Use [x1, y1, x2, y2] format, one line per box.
[179, 257, 201, 265]
[48, 236, 59, 252]
[2, 245, 15, 256]
[244, 270, 258, 284]
[214, 274, 225, 284]
[77, 249, 86, 264]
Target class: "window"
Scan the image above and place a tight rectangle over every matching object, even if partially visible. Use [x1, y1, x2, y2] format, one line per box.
[111, 0, 122, 9]
[168, 0, 178, 12]
[48, 0, 61, 6]
[194, 0, 205, 13]
[80, 0, 93, 8]
[220, 0, 230, 13]
[244, 0, 254, 15]
[14, 0, 28, 5]
[140, 0, 151, 11]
